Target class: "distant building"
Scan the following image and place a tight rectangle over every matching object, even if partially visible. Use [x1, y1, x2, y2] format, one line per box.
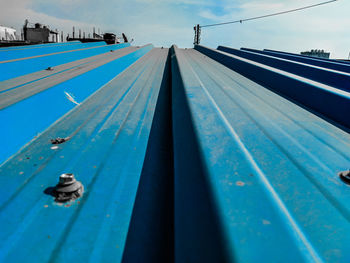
[0, 26, 19, 41]
[23, 20, 59, 43]
[301, 49, 330, 59]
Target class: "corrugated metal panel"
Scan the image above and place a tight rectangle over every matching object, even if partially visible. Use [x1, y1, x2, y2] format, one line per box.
[0, 41, 106, 61]
[263, 48, 350, 65]
[218, 45, 350, 92]
[1, 43, 350, 263]
[0, 41, 81, 52]
[172, 45, 350, 263]
[242, 47, 350, 73]
[196, 45, 350, 130]
[2, 44, 152, 164]
[1, 42, 131, 81]
[1, 46, 136, 92]
[0, 47, 170, 262]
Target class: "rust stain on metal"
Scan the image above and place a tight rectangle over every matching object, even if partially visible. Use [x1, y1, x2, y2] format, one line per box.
[236, 181, 245, 187]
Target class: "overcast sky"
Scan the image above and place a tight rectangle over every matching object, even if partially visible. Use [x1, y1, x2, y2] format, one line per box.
[0, 0, 348, 58]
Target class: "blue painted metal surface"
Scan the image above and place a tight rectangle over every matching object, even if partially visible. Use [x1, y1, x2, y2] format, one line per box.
[0, 47, 170, 262]
[218, 46, 350, 92]
[0, 43, 130, 81]
[0, 41, 81, 51]
[242, 47, 350, 74]
[1, 43, 350, 263]
[0, 41, 105, 61]
[196, 45, 350, 131]
[1, 44, 152, 165]
[172, 45, 350, 263]
[264, 48, 350, 65]
[0, 46, 137, 97]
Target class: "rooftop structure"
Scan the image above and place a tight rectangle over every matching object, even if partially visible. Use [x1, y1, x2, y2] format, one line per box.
[23, 20, 59, 43]
[0, 26, 19, 41]
[301, 49, 330, 59]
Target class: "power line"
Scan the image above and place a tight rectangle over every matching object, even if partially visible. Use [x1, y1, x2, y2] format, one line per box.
[200, 0, 338, 28]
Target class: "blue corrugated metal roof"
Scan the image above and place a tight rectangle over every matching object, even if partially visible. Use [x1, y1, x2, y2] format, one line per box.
[0, 41, 81, 52]
[217, 46, 350, 92]
[1, 42, 350, 262]
[173, 45, 350, 262]
[0, 42, 131, 81]
[0, 41, 106, 61]
[263, 48, 350, 65]
[241, 47, 350, 73]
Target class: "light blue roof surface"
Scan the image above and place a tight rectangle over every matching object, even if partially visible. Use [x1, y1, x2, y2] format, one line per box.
[1, 42, 350, 262]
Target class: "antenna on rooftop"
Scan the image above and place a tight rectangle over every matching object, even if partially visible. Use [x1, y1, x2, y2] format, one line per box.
[193, 24, 200, 45]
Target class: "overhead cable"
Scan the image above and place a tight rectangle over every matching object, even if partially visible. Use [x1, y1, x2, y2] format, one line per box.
[200, 0, 338, 28]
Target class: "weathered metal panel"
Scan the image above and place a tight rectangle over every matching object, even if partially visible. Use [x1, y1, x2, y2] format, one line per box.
[0, 48, 170, 262]
[0, 43, 130, 81]
[1, 44, 152, 164]
[0, 46, 136, 91]
[218, 46, 350, 92]
[0, 41, 81, 51]
[196, 45, 350, 130]
[172, 45, 350, 263]
[0, 41, 105, 62]
[242, 47, 350, 73]
[264, 48, 350, 65]
[0, 46, 139, 106]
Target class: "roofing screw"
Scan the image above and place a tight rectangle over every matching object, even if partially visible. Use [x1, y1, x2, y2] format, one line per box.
[339, 170, 350, 185]
[59, 173, 75, 185]
[54, 173, 84, 203]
